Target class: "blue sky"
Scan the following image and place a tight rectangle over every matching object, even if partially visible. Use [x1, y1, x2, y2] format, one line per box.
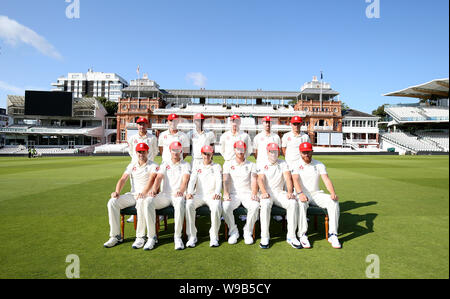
[0, 0, 448, 113]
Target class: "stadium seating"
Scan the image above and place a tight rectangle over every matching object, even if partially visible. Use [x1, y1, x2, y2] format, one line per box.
[381, 132, 443, 152]
[415, 131, 449, 152]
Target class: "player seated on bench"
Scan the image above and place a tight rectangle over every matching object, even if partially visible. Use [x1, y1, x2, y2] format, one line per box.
[257, 143, 300, 249]
[103, 143, 159, 248]
[144, 141, 191, 251]
[185, 145, 222, 248]
[292, 142, 341, 249]
[222, 140, 260, 245]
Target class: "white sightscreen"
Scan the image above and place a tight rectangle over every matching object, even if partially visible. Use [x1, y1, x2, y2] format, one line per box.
[317, 132, 330, 145]
[330, 133, 343, 145]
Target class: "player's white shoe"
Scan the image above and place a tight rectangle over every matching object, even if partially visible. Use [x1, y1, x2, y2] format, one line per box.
[228, 231, 239, 245]
[174, 238, 185, 250]
[210, 239, 219, 247]
[132, 237, 145, 249]
[144, 237, 157, 251]
[186, 237, 198, 248]
[126, 215, 134, 223]
[286, 237, 302, 249]
[103, 236, 123, 248]
[299, 234, 311, 249]
[259, 237, 270, 249]
[328, 234, 341, 249]
[244, 233, 254, 245]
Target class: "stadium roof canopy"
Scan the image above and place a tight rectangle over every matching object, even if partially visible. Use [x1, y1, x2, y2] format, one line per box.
[161, 89, 301, 100]
[383, 78, 449, 99]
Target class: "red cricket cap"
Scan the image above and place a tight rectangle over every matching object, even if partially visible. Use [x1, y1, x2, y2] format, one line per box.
[135, 143, 149, 152]
[194, 113, 205, 120]
[230, 115, 240, 120]
[201, 145, 214, 153]
[169, 141, 183, 150]
[290, 116, 303, 124]
[168, 113, 179, 121]
[266, 143, 279, 151]
[262, 116, 272, 122]
[136, 117, 149, 124]
[299, 142, 313, 152]
[234, 140, 247, 149]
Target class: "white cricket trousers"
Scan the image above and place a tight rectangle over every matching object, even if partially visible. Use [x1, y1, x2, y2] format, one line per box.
[222, 192, 260, 238]
[297, 190, 340, 237]
[107, 193, 136, 238]
[143, 193, 185, 239]
[185, 194, 222, 241]
[260, 191, 298, 240]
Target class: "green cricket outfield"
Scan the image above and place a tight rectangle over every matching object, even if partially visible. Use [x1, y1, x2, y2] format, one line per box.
[0, 155, 448, 279]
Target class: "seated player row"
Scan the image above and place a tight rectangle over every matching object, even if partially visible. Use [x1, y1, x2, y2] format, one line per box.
[104, 140, 341, 250]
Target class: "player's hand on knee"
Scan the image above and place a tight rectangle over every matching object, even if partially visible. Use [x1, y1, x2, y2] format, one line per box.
[298, 193, 308, 202]
[186, 193, 193, 200]
[251, 194, 260, 202]
[213, 194, 221, 200]
[331, 193, 338, 201]
[261, 193, 270, 199]
[111, 191, 119, 198]
[223, 193, 231, 201]
[287, 192, 296, 200]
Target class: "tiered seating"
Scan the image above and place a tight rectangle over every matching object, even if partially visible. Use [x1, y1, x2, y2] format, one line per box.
[94, 143, 129, 154]
[382, 132, 442, 152]
[415, 131, 449, 152]
[420, 108, 449, 120]
[385, 106, 427, 121]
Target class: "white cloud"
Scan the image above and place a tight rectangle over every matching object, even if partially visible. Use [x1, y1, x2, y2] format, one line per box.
[186, 72, 207, 88]
[0, 15, 62, 60]
[0, 80, 24, 94]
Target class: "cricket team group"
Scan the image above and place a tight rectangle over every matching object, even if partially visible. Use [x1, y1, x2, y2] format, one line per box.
[104, 113, 341, 251]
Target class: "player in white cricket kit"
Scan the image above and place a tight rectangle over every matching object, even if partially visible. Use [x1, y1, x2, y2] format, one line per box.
[253, 116, 281, 169]
[103, 143, 159, 248]
[257, 143, 302, 249]
[126, 117, 158, 223]
[185, 145, 222, 248]
[145, 141, 191, 250]
[292, 142, 341, 249]
[127, 117, 158, 162]
[219, 115, 253, 163]
[281, 116, 311, 166]
[222, 140, 260, 245]
[188, 113, 216, 169]
[158, 113, 190, 163]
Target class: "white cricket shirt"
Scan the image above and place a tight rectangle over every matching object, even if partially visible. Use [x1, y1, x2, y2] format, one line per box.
[157, 159, 191, 195]
[253, 131, 281, 166]
[128, 133, 158, 162]
[219, 130, 253, 161]
[223, 159, 257, 194]
[281, 131, 311, 163]
[257, 159, 290, 195]
[124, 160, 159, 195]
[158, 130, 190, 162]
[291, 158, 327, 195]
[187, 162, 222, 195]
[188, 129, 216, 159]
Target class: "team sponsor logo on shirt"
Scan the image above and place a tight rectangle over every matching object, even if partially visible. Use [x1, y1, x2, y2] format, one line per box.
[264, 165, 269, 170]
[156, 166, 160, 171]
[231, 166, 235, 170]
[299, 165, 304, 170]
[287, 137, 291, 141]
[197, 169, 202, 173]
[132, 167, 137, 172]
[166, 165, 171, 170]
